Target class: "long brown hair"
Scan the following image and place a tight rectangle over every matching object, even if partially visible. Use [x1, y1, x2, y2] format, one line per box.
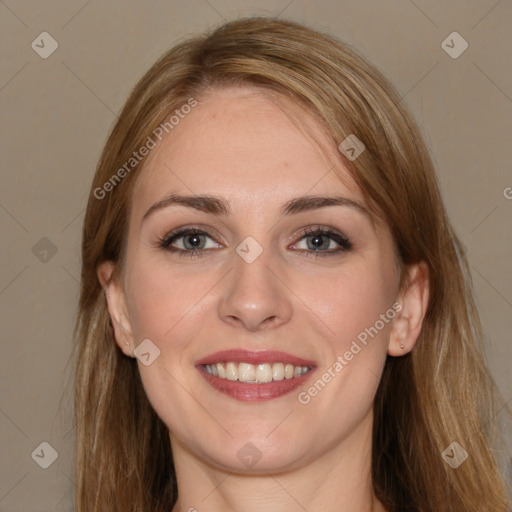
[74, 17, 510, 511]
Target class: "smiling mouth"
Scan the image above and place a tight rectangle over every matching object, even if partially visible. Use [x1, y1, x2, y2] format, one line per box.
[202, 361, 312, 383]
[196, 350, 316, 401]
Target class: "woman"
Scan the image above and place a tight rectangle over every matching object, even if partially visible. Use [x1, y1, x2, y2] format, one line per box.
[73, 17, 510, 511]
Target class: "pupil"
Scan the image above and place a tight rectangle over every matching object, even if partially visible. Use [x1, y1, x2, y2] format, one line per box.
[311, 235, 325, 249]
[186, 234, 202, 249]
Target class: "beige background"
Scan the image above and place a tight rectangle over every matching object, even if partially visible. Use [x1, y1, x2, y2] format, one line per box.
[1, 0, 511, 510]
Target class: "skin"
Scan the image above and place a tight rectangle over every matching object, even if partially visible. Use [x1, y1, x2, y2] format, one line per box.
[99, 86, 429, 512]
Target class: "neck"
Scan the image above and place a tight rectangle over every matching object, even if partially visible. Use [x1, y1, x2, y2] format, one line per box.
[170, 411, 387, 512]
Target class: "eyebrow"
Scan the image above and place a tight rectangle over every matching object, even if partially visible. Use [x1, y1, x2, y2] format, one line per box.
[142, 193, 369, 222]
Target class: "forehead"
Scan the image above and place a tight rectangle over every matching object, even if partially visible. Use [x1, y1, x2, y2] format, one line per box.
[132, 86, 362, 214]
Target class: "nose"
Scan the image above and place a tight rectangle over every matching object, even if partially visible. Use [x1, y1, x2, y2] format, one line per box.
[217, 245, 293, 332]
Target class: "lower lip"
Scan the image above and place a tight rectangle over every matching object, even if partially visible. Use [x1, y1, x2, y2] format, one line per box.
[198, 367, 314, 402]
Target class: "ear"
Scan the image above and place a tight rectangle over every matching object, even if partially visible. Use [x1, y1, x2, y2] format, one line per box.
[388, 261, 430, 356]
[97, 261, 135, 357]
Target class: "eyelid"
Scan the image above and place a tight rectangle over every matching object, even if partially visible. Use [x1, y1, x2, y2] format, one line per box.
[159, 224, 223, 246]
[290, 225, 352, 252]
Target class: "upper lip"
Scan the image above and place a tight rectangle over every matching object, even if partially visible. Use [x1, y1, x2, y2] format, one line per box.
[196, 349, 316, 367]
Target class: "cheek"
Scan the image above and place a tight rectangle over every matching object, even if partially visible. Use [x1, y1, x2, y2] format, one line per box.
[292, 258, 396, 410]
[292, 256, 397, 350]
[125, 258, 211, 347]
[123, 260, 214, 439]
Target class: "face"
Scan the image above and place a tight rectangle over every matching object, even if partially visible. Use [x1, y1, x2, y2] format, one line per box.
[100, 86, 426, 474]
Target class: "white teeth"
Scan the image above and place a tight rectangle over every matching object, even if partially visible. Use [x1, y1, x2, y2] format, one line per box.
[204, 362, 311, 383]
[272, 362, 284, 381]
[226, 362, 238, 381]
[217, 362, 226, 378]
[256, 363, 273, 383]
[238, 362, 256, 382]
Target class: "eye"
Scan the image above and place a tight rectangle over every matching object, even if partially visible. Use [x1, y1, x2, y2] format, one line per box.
[291, 226, 352, 257]
[159, 227, 221, 258]
[158, 225, 352, 259]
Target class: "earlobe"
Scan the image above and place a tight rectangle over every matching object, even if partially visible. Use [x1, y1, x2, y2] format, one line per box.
[97, 261, 135, 357]
[388, 261, 430, 357]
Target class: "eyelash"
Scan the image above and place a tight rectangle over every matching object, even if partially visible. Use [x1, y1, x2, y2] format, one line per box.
[157, 225, 353, 259]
